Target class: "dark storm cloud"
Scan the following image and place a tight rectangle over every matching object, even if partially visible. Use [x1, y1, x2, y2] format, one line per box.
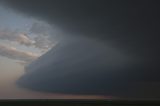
[2, 0, 160, 59]
[2, 0, 160, 97]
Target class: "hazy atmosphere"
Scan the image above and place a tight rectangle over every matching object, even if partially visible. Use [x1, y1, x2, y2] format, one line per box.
[0, 4, 107, 99]
[0, 0, 160, 99]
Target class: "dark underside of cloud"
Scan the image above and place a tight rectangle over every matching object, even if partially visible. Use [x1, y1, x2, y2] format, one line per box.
[2, 0, 160, 97]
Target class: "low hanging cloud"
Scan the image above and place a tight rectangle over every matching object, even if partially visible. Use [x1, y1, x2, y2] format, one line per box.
[0, 44, 39, 63]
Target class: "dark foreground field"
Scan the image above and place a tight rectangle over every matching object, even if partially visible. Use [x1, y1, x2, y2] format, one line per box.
[0, 99, 160, 106]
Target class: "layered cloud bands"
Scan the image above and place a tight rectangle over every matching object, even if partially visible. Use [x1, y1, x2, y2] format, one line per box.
[0, 22, 55, 65]
[0, 44, 38, 63]
[0, 29, 34, 46]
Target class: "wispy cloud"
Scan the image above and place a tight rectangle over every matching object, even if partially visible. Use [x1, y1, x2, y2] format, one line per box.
[30, 22, 55, 52]
[16, 33, 34, 46]
[0, 26, 54, 53]
[0, 21, 56, 66]
[29, 22, 52, 36]
[0, 29, 34, 46]
[0, 44, 39, 63]
[15, 61, 29, 66]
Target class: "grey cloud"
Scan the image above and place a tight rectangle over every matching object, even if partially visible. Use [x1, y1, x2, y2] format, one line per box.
[33, 36, 51, 51]
[29, 22, 59, 50]
[29, 22, 52, 36]
[0, 44, 38, 63]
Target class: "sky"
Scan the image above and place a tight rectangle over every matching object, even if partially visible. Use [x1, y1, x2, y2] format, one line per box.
[0, 4, 109, 99]
[0, 4, 57, 69]
[0, 5, 54, 99]
[0, 0, 160, 99]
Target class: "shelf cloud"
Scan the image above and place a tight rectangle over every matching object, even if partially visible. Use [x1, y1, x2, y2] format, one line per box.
[2, 0, 160, 97]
